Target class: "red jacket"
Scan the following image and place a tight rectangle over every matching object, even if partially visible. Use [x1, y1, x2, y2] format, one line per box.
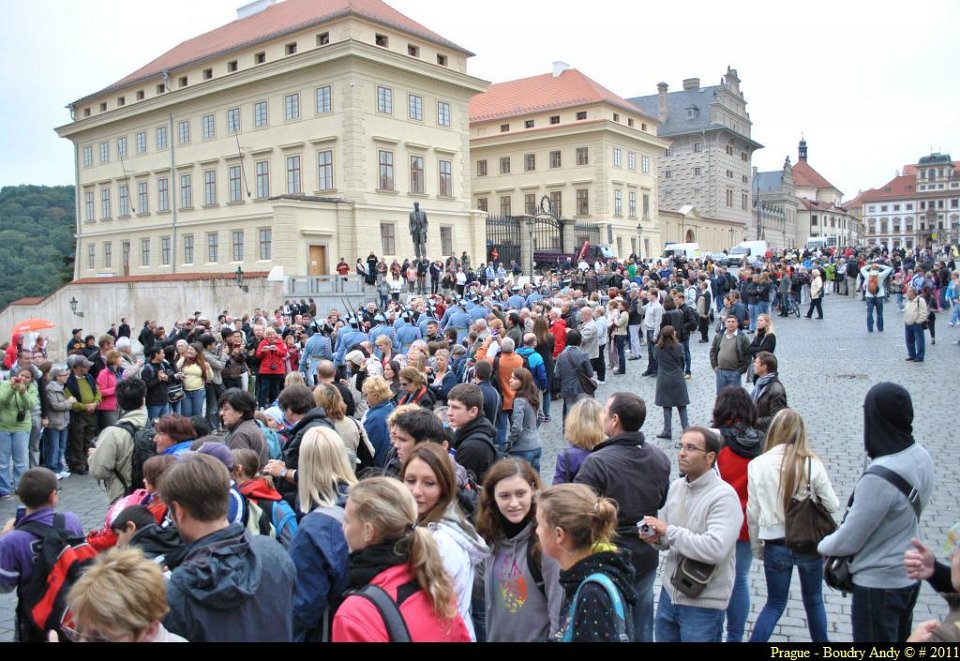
[332, 563, 470, 642]
[716, 447, 751, 541]
[256, 339, 289, 375]
[550, 319, 567, 358]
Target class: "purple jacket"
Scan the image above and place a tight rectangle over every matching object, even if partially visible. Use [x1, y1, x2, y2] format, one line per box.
[0, 507, 84, 592]
[551, 445, 591, 485]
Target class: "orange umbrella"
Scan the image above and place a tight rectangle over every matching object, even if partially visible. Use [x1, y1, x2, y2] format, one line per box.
[12, 318, 56, 335]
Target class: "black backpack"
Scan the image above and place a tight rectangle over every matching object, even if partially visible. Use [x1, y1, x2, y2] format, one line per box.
[113, 420, 157, 496]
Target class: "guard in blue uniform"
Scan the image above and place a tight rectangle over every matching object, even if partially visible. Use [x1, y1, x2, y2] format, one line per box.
[368, 314, 394, 354]
[445, 301, 472, 345]
[507, 286, 526, 311]
[394, 311, 422, 353]
[334, 316, 369, 367]
[417, 304, 440, 337]
[525, 284, 542, 307]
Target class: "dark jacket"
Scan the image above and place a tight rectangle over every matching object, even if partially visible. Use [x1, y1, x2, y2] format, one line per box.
[164, 523, 296, 642]
[453, 414, 498, 483]
[280, 408, 334, 501]
[363, 399, 395, 466]
[557, 548, 638, 642]
[754, 375, 788, 432]
[575, 432, 671, 575]
[745, 329, 777, 357]
[141, 360, 174, 407]
[478, 380, 501, 427]
[138, 325, 155, 352]
[555, 347, 594, 399]
[654, 343, 689, 407]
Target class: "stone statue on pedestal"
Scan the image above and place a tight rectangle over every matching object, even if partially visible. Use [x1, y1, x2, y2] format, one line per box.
[409, 202, 428, 259]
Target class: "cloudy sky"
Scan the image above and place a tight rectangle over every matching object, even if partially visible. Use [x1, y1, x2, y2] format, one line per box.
[2, 0, 957, 199]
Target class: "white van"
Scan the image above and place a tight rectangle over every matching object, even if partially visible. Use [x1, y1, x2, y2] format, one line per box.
[724, 240, 768, 266]
[662, 242, 701, 260]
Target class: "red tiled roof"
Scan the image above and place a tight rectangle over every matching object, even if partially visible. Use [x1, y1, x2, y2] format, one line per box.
[9, 297, 46, 306]
[859, 174, 916, 202]
[469, 68, 650, 122]
[71, 271, 270, 285]
[793, 159, 839, 192]
[904, 160, 960, 175]
[94, 0, 469, 98]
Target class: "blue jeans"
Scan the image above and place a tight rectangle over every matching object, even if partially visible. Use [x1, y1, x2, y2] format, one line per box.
[182, 388, 206, 418]
[614, 335, 627, 373]
[43, 427, 69, 473]
[725, 540, 753, 642]
[645, 329, 658, 373]
[759, 300, 770, 316]
[0, 430, 30, 495]
[509, 447, 541, 473]
[950, 302, 960, 325]
[680, 338, 691, 374]
[633, 566, 657, 642]
[147, 403, 170, 422]
[748, 303, 760, 331]
[897, 291, 905, 311]
[750, 542, 829, 642]
[715, 368, 741, 394]
[655, 587, 725, 642]
[905, 323, 925, 360]
[851, 583, 920, 643]
[866, 296, 885, 332]
[495, 410, 511, 451]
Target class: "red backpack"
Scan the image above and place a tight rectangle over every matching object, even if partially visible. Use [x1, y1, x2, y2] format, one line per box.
[15, 514, 98, 641]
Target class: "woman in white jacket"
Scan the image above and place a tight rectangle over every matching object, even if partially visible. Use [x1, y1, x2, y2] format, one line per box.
[747, 408, 839, 642]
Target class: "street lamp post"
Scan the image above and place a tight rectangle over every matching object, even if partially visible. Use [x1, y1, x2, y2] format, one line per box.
[235, 266, 249, 293]
[636, 222, 643, 261]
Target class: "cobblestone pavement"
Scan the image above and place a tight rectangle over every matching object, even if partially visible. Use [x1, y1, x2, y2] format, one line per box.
[2, 291, 958, 642]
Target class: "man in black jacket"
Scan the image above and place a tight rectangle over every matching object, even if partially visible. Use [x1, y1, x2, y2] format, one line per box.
[751, 351, 787, 432]
[138, 321, 156, 353]
[575, 392, 670, 643]
[446, 383, 497, 483]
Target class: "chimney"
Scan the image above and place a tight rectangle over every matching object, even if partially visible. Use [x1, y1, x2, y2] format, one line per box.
[237, 0, 275, 20]
[552, 61, 569, 77]
[682, 78, 700, 91]
[657, 82, 668, 122]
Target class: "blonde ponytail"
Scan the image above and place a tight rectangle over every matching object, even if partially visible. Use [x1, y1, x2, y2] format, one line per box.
[540, 483, 619, 552]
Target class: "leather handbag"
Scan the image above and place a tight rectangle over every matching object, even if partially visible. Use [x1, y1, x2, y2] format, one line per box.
[784, 458, 837, 556]
[823, 555, 854, 593]
[564, 350, 597, 396]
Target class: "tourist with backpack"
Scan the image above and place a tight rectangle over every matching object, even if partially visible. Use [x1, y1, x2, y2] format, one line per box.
[231, 449, 299, 549]
[861, 260, 894, 333]
[537, 483, 637, 642]
[477, 458, 563, 641]
[286, 428, 356, 641]
[333, 477, 471, 642]
[89, 378, 148, 503]
[0, 468, 86, 641]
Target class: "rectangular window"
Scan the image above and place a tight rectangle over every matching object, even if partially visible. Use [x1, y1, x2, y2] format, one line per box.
[285, 42, 297, 55]
[741, 192, 748, 211]
[99, 141, 109, 163]
[254, 101, 268, 127]
[136, 132, 146, 154]
[613, 148, 622, 167]
[87, 244, 95, 269]
[141, 238, 150, 266]
[628, 191, 637, 217]
[254, 51, 266, 64]
[499, 157, 511, 174]
[82, 146, 93, 167]
[286, 155, 302, 194]
[378, 150, 394, 190]
[227, 107, 241, 134]
[437, 54, 448, 66]
[500, 196, 512, 216]
[500, 124, 510, 133]
[642, 193, 650, 218]
[441, 226, 453, 255]
[315, 86, 332, 114]
[259, 228, 272, 260]
[550, 115, 560, 125]
[178, 120, 190, 144]
[161, 237, 171, 266]
[438, 159, 452, 197]
[204, 170, 217, 205]
[84, 191, 94, 220]
[180, 174, 192, 208]
[524, 153, 536, 172]
[317, 32, 329, 46]
[438, 101, 451, 127]
[317, 151, 334, 191]
[477, 159, 487, 177]
[156, 126, 167, 150]
[525, 119, 535, 129]
[550, 150, 561, 168]
[284, 93, 300, 120]
[137, 181, 149, 213]
[665, 170, 672, 179]
[641, 155, 650, 174]
[477, 197, 488, 212]
[183, 235, 194, 264]
[614, 189, 623, 216]
[538, 191, 557, 218]
[408, 94, 423, 121]
[410, 155, 425, 194]
[694, 167, 702, 176]
[232, 230, 244, 262]
[628, 152, 637, 170]
[256, 160, 270, 198]
[117, 137, 127, 159]
[576, 111, 587, 120]
[229, 165, 242, 202]
[157, 177, 169, 212]
[576, 147, 589, 165]
[726, 145, 734, 156]
[380, 223, 396, 255]
[202, 114, 215, 139]
[207, 233, 219, 263]
[377, 86, 393, 114]
[119, 185, 130, 216]
[576, 189, 589, 215]
[407, 44, 420, 57]
[100, 189, 111, 219]
[694, 142, 702, 153]
[104, 242, 112, 268]
[726, 189, 734, 207]
[525, 193, 536, 215]
[375, 33, 388, 47]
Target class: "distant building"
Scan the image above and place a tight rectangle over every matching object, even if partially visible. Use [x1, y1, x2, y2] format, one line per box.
[629, 67, 761, 244]
[792, 139, 862, 246]
[752, 157, 799, 250]
[469, 62, 668, 261]
[56, 0, 488, 280]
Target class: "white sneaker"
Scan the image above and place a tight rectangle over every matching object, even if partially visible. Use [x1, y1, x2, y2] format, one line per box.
[597, 380, 605, 385]
[58, 470, 71, 479]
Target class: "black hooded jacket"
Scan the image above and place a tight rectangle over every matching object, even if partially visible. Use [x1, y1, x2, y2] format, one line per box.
[558, 548, 638, 642]
[452, 414, 497, 483]
[864, 382, 914, 459]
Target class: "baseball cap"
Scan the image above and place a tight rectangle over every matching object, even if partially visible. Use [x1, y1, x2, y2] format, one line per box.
[345, 350, 366, 367]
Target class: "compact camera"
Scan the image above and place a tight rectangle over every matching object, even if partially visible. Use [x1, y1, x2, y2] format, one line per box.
[637, 521, 654, 536]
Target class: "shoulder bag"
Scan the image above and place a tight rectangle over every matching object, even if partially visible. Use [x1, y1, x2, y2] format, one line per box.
[564, 350, 597, 396]
[784, 457, 837, 556]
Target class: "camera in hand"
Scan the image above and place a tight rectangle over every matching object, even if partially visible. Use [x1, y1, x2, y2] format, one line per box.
[637, 521, 653, 536]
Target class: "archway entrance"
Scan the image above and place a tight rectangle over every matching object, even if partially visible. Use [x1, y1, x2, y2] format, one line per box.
[685, 229, 696, 243]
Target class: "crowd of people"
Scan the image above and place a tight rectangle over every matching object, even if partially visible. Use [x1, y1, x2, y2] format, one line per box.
[0, 240, 956, 643]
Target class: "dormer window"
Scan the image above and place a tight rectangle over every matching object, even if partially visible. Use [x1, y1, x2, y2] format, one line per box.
[685, 105, 700, 120]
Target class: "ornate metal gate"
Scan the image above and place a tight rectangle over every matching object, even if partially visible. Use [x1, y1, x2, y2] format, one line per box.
[485, 215, 520, 266]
